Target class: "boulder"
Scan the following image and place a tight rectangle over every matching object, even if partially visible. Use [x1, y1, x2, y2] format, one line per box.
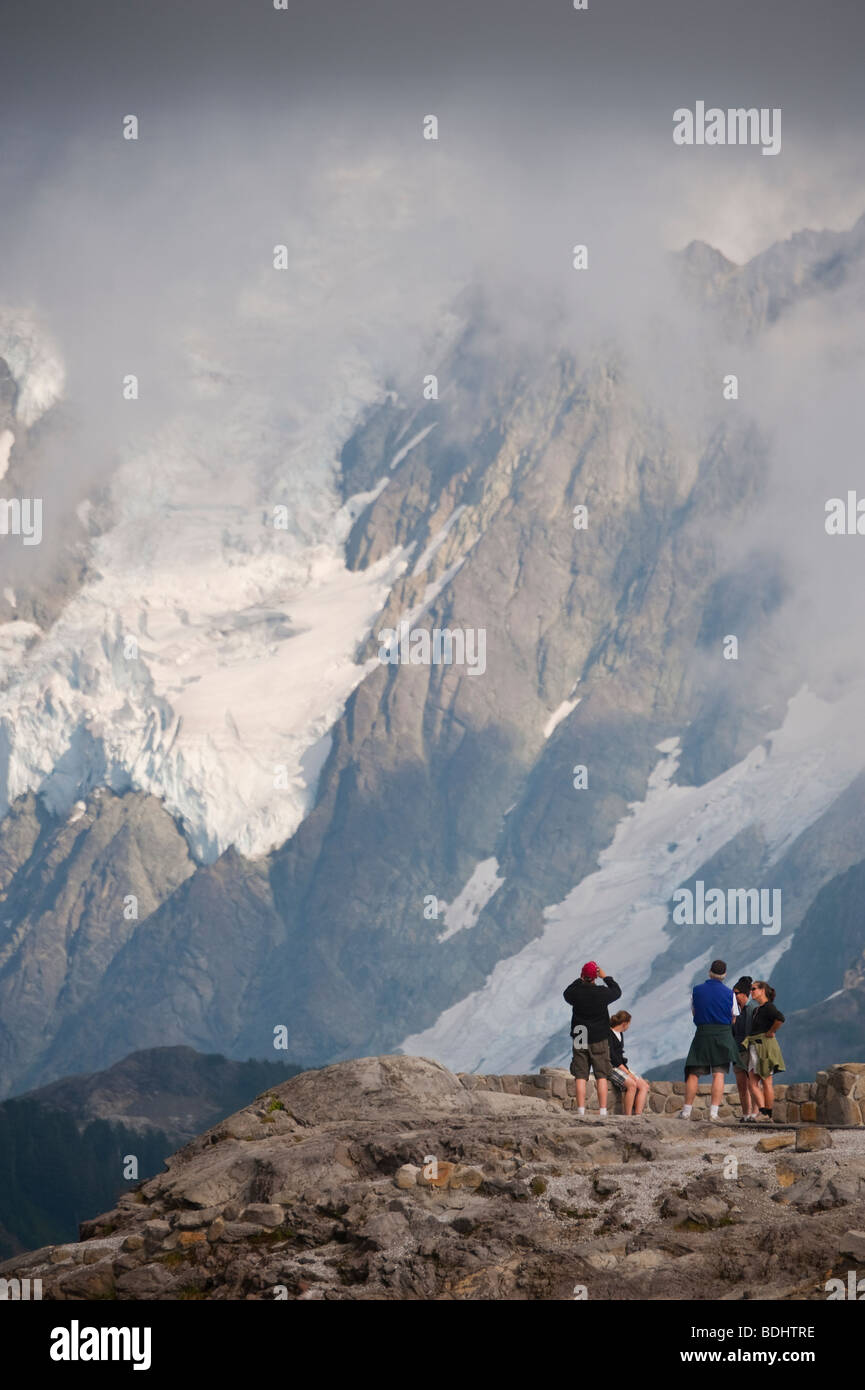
[240, 1204, 285, 1228]
[416, 1160, 456, 1189]
[114, 1264, 177, 1298]
[839, 1230, 865, 1262]
[825, 1094, 860, 1125]
[395, 1164, 421, 1189]
[360, 1211, 411, 1250]
[795, 1126, 832, 1153]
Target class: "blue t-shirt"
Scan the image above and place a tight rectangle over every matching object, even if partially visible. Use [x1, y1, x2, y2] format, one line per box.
[692, 978, 734, 1025]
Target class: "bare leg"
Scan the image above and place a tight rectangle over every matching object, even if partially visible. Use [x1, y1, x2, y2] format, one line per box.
[575, 1079, 587, 1109]
[762, 1074, 775, 1110]
[597, 1078, 608, 1111]
[735, 1070, 751, 1114]
[623, 1081, 636, 1116]
[747, 1073, 763, 1111]
[710, 1071, 726, 1107]
[634, 1079, 649, 1115]
[684, 1073, 699, 1106]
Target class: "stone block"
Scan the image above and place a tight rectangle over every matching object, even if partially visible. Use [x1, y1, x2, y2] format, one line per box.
[795, 1126, 832, 1152]
[800, 1102, 817, 1122]
[786, 1083, 811, 1103]
[825, 1094, 860, 1125]
[829, 1070, 856, 1095]
[786, 1103, 800, 1123]
[672, 1082, 687, 1095]
[666, 1096, 684, 1112]
[241, 1204, 285, 1228]
[756, 1135, 794, 1152]
[772, 1102, 787, 1123]
[395, 1164, 420, 1189]
[653, 1082, 673, 1095]
[649, 1092, 667, 1113]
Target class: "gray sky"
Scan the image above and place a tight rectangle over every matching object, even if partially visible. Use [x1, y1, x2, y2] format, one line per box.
[1, 0, 863, 580]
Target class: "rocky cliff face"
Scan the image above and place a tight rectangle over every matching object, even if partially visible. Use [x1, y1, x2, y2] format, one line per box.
[2, 216, 865, 1092]
[2, 1055, 864, 1301]
[0, 791, 196, 1096]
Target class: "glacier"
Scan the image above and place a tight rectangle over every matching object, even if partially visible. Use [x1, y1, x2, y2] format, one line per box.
[401, 684, 865, 1075]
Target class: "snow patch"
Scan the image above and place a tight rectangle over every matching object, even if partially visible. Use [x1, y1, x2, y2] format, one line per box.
[412, 506, 466, 577]
[543, 698, 580, 739]
[389, 423, 436, 471]
[438, 858, 504, 942]
[0, 311, 65, 427]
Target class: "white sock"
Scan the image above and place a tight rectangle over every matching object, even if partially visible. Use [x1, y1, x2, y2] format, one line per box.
[599, 1107, 608, 1117]
[577, 1106, 585, 1116]
[710, 1104, 719, 1118]
[681, 1104, 692, 1117]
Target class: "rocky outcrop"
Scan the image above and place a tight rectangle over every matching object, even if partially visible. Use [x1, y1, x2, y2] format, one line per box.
[2, 1056, 864, 1302]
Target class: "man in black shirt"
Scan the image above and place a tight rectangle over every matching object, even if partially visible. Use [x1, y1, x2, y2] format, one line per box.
[563, 961, 622, 1118]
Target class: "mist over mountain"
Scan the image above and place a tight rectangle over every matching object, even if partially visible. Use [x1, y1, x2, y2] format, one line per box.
[2, 211, 865, 1095]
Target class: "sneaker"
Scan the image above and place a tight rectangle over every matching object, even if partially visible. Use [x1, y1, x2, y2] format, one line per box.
[708, 1113, 722, 1123]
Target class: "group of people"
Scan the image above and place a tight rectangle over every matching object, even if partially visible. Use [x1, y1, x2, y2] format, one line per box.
[563, 957, 786, 1121]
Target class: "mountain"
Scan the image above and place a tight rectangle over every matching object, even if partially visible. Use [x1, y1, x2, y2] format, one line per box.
[2, 215, 865, 1094]
[0, 1046, 302, 1259]
[1, 1054, 863, 1301]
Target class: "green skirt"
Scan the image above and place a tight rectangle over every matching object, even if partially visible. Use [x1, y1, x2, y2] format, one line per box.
[741, 1032, 785, 1077]
[684, 1023, 741, 1077]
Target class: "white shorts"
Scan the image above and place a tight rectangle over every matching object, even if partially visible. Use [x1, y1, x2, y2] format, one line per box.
[747, 1045, 759, 1074]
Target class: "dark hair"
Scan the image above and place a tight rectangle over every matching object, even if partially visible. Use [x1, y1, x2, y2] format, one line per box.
[752, 980, 776, 1002]
[710, 959, 727, 976]
[732, 976, 753, 994]
[609, 1010, 631, 1029]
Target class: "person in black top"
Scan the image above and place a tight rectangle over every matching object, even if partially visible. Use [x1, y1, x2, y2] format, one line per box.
[608, 1010, 650, 1116]
[745, 980, 786, 1119]
[731, 976, 762, 1121]
[563, 961, 622, 1118]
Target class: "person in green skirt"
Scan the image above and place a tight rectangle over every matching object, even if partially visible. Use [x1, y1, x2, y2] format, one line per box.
[742, 981, 786, 1120]
[679, 959, 741, 1122]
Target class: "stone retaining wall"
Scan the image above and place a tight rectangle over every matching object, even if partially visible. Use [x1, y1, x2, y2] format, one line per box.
[457, 1062, 865, 1123]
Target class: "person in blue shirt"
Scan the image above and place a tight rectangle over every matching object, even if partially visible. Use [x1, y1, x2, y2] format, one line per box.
[680, 959, 741, 1122]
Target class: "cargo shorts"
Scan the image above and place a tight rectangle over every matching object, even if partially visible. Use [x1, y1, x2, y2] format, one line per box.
[569, 1038, 613, 1081]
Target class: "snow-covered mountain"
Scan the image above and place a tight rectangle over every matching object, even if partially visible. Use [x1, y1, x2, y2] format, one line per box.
[3, 212, 865, 1096]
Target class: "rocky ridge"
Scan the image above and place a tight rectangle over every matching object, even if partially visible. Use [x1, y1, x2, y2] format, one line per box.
[3, 1055, 865, 1302]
